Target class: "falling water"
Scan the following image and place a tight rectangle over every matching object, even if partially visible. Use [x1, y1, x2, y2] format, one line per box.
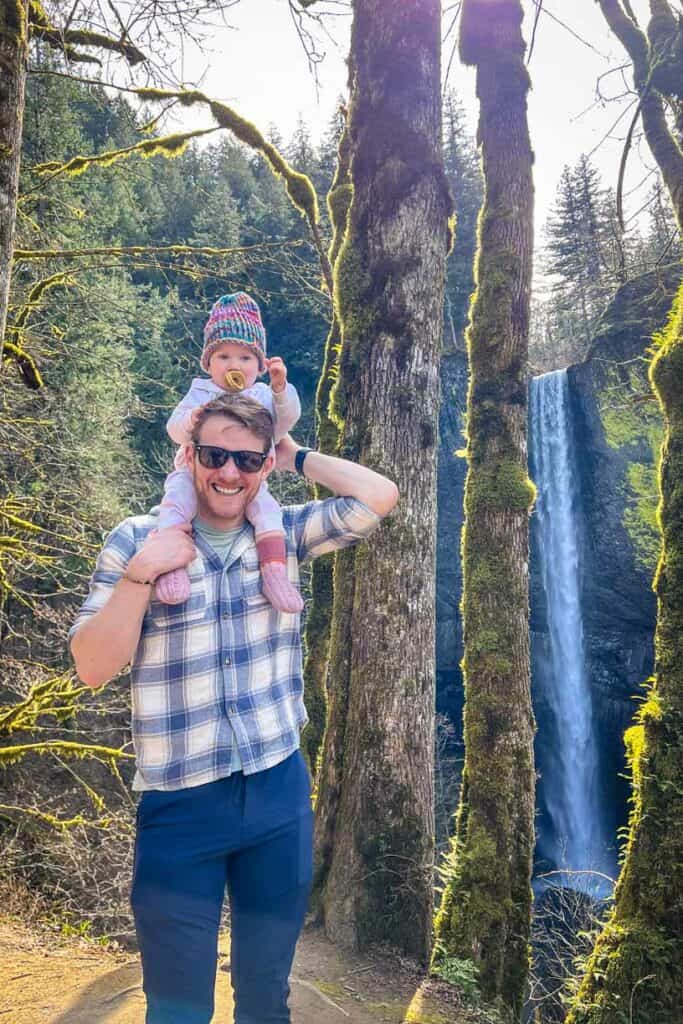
[529, 369, 612, 892]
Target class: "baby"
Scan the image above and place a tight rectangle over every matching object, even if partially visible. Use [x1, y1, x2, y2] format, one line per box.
[154, 292, 304, 614]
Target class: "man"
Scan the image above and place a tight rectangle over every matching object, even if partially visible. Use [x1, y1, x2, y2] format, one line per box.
[70, 393, 398, 1024]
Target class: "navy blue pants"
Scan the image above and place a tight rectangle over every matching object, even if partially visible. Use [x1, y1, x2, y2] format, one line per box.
[130, 751, 313, 1024]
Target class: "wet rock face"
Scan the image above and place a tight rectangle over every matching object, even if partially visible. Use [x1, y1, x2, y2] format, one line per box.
[435, 270, 676, 862]
[550, 272, 676, 849]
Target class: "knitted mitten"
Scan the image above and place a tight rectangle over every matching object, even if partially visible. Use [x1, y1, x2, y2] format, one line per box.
[256, 534, 303, 614]
[155, 566, 191, 605]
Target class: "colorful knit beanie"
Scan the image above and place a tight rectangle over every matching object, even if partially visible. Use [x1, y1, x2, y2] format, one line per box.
[201, 292, 267, 373]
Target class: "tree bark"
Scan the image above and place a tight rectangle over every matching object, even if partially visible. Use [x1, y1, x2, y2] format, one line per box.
[302, 121, 351, 774]
[0, 0, 28, 362]
[566, 5, 683, 1021]
[312, 0, 450, 965]
[432, 1, 536, 1017]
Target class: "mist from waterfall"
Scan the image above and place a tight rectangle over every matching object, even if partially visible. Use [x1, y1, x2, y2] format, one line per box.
[529, 369, 613, 893]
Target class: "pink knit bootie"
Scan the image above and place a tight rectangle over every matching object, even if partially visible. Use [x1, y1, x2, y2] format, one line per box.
[155, 567, 191, 605]
[261, 561, 304, 614]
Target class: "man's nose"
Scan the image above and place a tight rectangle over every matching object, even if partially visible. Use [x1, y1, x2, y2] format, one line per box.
[217, 455, 241, 479]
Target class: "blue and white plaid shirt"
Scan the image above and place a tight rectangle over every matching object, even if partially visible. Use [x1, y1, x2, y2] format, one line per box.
[70, 498, 381, 791]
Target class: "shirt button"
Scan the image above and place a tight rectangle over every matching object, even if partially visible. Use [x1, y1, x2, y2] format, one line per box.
[225, 655, 231, 666]
[228, 703, 237, 714]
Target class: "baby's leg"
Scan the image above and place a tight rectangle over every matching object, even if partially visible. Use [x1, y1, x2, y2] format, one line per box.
[155, 469, 197, 604]
[246, 484, 303, 614]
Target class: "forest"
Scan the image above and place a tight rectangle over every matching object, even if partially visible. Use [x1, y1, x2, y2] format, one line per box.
[0, 1, 681, 1023]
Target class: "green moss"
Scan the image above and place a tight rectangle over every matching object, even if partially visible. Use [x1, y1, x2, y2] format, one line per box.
[1, 0, 27, 44]
[467, 460, 536, 513]
[34, 128, 217, 178]
[623, 462, 662, 570]
[301, 554, 333, 773]
[597, 359, 665, 574]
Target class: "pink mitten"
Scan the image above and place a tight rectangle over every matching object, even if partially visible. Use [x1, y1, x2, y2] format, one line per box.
[155, 567, 191, 605]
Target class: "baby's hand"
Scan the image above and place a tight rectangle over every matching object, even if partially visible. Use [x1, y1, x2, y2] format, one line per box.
[265, 356, 287, 395]
[184, 407, 202, 435]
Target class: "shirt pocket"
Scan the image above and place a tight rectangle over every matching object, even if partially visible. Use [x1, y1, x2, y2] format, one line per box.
[148, 557, 210, 627]
[240, 551, 269, 606]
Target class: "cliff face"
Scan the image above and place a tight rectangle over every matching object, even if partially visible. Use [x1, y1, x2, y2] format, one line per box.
[437, 271, 677, 863]
[551, 271, 676, 848]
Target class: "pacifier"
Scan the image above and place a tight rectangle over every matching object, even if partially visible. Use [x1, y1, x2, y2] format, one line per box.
[224, 369, 246, 392]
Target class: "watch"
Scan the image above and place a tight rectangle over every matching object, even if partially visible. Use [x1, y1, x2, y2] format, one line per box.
[294, 447, 312, 476]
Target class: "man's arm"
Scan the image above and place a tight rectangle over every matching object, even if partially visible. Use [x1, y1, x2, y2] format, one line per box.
[70, 527, 196, 689]
[275, 434, 399, 517]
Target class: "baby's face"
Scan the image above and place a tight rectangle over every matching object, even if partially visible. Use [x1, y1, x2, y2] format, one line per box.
[208, 343, 260, 390]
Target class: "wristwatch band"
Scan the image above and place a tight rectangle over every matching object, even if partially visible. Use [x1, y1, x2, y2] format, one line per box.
[294, 447, 312, 476]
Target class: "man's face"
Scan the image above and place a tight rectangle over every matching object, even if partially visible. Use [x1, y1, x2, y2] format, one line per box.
[187, 415, 274, 530]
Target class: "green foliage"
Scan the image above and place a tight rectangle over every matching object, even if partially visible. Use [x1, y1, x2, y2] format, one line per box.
[431, 947, 482, 1005]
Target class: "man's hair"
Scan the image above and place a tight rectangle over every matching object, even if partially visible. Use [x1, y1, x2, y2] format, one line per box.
[190, 394, 274, 449]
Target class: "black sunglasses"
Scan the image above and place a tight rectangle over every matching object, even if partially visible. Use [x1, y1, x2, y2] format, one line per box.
[194, 445, 268, 473]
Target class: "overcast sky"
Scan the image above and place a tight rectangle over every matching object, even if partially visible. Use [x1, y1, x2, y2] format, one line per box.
[169, 0, 664, 243]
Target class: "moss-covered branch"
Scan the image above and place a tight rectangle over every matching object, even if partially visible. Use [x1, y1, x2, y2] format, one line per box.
[0, 674, 86, 735]
[28, 0, 146, 64]
[0, 739, 135, 765]
[33, 128, 219, 179]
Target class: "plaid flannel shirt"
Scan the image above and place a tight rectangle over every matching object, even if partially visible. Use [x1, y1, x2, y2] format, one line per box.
[70, 497, 381, 791]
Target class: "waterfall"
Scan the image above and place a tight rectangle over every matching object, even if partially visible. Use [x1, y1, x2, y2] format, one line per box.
[529, 369, 613, 893]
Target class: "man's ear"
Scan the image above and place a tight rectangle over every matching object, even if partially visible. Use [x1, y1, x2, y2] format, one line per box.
[184, 443, 196, 468]
[261, 449, 276, 481]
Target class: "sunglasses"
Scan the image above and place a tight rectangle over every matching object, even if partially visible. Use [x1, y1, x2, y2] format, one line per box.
[194, 445, 268, 473]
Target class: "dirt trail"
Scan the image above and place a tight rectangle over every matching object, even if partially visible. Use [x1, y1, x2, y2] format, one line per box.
[0, 916, 473, 1023]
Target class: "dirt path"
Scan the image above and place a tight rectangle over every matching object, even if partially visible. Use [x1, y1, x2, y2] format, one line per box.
[0, 916, 478, 1023]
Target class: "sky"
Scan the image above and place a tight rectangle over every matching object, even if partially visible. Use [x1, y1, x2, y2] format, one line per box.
[167, 0, 663, 244]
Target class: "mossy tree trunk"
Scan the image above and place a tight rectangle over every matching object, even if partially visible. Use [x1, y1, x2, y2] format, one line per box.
[302, 121, 352, 773]
[432, 1, 536, 1018]
[312, 0, 450, 965]
[0, 0, 28, 360]
[566, 4, 683, 1021]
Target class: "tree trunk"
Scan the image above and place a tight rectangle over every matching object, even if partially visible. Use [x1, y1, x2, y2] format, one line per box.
[432, 1, 536, 1017]
[566, 5, 683, 1020]
[302, 121, 351, 774]
[0, 0, 28, 361]
[312, 0, 450, 965]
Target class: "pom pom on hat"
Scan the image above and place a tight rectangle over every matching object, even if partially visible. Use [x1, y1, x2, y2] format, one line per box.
[201, 292, 267, 372]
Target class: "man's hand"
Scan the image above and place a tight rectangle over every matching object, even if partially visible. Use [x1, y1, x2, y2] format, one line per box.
[125, 524, 196, 584]
[275, 434, 298, 474]
[266, 356, 288, 394]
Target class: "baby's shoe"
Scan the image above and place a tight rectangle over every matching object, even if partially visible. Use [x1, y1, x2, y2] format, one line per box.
[155, 567, 191, 605]
[261, 562, 304, 614]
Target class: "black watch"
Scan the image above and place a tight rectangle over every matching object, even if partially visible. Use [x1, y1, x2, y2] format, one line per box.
[294, 447, 312, 476]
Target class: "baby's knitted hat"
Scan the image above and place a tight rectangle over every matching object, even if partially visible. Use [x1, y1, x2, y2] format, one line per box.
[201, 292, 267, 373]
